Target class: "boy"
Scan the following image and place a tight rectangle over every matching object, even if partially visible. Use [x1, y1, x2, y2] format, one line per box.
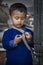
[2, 3, 34, 65]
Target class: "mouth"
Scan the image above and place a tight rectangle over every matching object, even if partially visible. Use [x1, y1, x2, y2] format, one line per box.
[18, 24, 22, 26]
[17, 24, 22, 28]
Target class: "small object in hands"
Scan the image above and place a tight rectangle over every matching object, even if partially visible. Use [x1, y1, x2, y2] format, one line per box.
[22, 33, 31, 51]
[17, 35, 21, 37]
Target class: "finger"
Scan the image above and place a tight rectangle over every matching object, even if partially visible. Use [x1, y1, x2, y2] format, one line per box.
[24, 32, 29, 35]
[26, 35, 32, 40]
[19, 35, 23, 38]
[16, 35, 21, 37]
[17, 35, 22, 37]
[25, 32, 31, 37]
[15, 35, 18, 37]
[25, 32, 31, 35]
[18, 36, 22, 39]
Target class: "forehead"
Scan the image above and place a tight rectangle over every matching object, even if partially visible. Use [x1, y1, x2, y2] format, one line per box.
[11, 10, 26, 17]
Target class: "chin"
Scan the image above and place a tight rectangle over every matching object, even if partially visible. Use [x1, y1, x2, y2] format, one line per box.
[17, 26, 22, 28]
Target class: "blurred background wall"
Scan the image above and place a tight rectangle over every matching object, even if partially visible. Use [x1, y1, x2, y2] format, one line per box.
[0, 0, 43, 65]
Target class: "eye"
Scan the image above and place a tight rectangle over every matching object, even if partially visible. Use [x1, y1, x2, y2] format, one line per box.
[14, 17, 19, 20]
[14, 17, 25, 20]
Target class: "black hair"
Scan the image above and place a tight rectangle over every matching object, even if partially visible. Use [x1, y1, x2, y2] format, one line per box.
[9, 3, 27, 15]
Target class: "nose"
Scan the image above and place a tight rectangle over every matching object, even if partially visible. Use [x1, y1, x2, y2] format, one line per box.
[18, 18, 21, 21]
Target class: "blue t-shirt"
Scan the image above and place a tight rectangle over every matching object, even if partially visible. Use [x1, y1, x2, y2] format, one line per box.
[2, 25, 34, 65]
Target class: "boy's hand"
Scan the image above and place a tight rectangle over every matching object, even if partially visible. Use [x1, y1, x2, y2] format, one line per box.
[14, 35, 22, 45]
[24, 32, 32, 41]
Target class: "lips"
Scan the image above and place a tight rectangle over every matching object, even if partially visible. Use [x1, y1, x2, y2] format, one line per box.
[17, 24, 22, 28]
[18, 24, 22, 26]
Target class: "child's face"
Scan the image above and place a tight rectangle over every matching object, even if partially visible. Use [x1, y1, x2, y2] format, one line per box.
[10, 10, 26, 28]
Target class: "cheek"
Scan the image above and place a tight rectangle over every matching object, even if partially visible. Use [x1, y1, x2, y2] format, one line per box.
[22, 21, 25, 24]
[12, 18, 18, 24]
[21, 20, 26, 24]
